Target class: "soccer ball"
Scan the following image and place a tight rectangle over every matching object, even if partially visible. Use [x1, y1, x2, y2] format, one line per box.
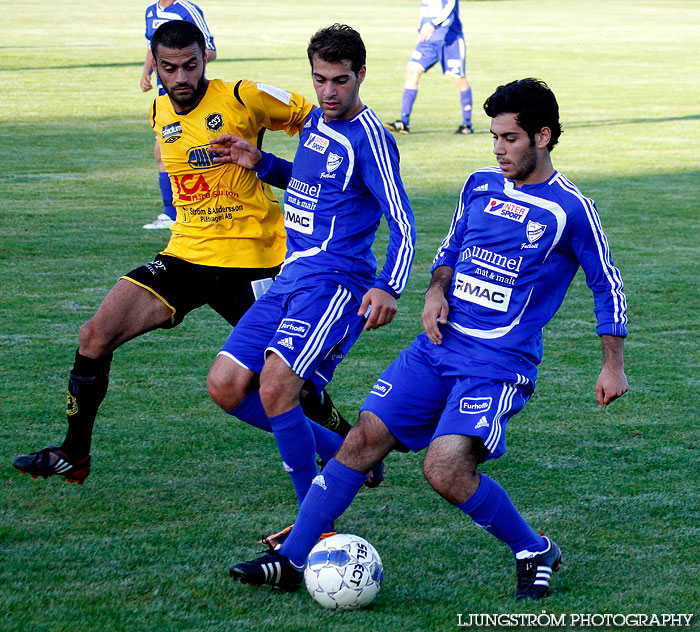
[304, 533, 383, 610]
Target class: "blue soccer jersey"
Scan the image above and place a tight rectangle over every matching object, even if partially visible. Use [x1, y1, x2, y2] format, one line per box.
[145, 0, 216, 51]
[260, 106, 416, 302]
[432, 167, 627, 381]
[420, 0, 462, 43]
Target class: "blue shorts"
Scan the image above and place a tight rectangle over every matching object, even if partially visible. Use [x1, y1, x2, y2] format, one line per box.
[361, 333, 533, 459]
[219, 280, 365, 393]
[410, 35, 466, 77]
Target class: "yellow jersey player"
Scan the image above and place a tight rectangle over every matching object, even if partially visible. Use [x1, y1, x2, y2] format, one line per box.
[12, 21, 351, 485]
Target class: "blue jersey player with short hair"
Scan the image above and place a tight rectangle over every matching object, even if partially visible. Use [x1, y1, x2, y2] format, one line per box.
[140, 0, 217, 230]
[206, 24, 416, 544]
[385, 0, 473, 135]
[229, 78, 629, 601]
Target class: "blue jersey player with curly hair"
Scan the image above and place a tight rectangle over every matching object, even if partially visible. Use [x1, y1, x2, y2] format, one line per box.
[229, 78, 629, 601]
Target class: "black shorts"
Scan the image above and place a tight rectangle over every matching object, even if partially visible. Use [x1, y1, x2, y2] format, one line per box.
[121, 254, 280, 328]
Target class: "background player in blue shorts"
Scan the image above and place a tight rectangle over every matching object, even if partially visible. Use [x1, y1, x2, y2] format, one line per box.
[229, 78, 629, 600]
[140, 0, 217, 229]
[206, 24, 416, 540]
[385, 0, 473, 135]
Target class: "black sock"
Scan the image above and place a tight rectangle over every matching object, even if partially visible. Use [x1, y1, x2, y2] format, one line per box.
[60, 350, 111, 459]
[301, 389, 353, 437]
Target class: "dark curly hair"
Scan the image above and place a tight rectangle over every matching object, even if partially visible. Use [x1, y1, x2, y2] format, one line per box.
[307, 24, 366, 74]
[484, 78, 562, 151]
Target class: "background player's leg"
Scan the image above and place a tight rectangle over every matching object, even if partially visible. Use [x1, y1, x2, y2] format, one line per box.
[400, 62, 424, 127]
[450, 75, 473, 132]
[385, 62, 424, 133]
[143, 140, 175, 229]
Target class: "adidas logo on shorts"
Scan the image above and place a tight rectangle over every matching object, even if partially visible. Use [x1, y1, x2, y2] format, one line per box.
[278, 337, 294, 350]
[475, 416, 490, 429]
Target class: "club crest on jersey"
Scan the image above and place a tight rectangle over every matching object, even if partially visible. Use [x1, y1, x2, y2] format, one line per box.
[526, 220, 546, 243]
[277, 318, 311, 338]
[304, 133, 329, 154]
[205, 112, 224, 132]
[484, 198, 529, 223]
[326, 152, 343, 173]
[459, 397, 492, 415]
[370, 379, 392, 398]
[162, 122, 182, 143]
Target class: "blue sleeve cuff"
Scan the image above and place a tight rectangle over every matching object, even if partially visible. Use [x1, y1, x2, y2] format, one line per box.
[253, 151, 292, 189]
[596, 324, 628, 338]
[373, 278, 400, 299]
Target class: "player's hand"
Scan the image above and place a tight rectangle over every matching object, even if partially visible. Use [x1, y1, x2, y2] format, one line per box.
[595, 366, 629, 408]
[422, 286, 449, 345]
[358, 288, 397, 331]
[140, 75, 153, 92]
[208, 134, 262, 169]
[418, 23, 436, 42]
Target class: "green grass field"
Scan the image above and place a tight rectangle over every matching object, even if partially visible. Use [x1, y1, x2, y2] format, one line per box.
[2, 1, 699, 630]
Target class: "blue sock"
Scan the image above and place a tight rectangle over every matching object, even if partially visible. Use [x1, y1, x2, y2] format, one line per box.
[279, 459, 366, 566]
[228, 392, 341, 462]
[459, 88, 473, 126]
[228, 391, 272, 431]
[400, 89, 418, 125]
[158, 171, 176, 220]
[456, 473, 547, 557]
[311, 423, 343, 463]
[269, 406, 318, 506]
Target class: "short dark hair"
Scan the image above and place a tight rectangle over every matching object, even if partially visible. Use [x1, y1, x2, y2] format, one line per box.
[483, 78, 562, 151]
[307, 24, 366, 74]
[151, 20, 205, 59]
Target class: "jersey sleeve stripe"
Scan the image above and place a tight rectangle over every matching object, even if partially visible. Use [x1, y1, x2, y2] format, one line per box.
[553, 174, 627, 326]
[433, 178, 469, 266]
[233, 80, 245, 106]
[358, 110, 414, 294]
[431, 0, 457, 26]
[177, 0, 216, 48]
[367, 112, 414, 293]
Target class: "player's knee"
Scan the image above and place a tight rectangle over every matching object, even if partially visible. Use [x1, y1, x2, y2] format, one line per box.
[423, 444, 480, 503]
[405, 63, 423, 88]
[258, 380, 298, 417]
[336, 411, 393, 469]
[78, 319, 110, 357]
[207, 370, 240, 411]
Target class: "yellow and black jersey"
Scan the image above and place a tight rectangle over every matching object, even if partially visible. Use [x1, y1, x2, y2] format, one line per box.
[151, 78, 312, 268]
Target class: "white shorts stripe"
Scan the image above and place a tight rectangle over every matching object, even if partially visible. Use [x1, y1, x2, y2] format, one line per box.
[293, 286, 352, 377]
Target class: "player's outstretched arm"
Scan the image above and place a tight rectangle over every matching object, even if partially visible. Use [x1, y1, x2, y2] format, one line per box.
[208, 134, 262, 169]
[595, 335, 629, 408]
[358, 288, 397, 331]
[140, 49, 154, 92]
[418, 22, 436, 41]
[422, 265, 453, 345]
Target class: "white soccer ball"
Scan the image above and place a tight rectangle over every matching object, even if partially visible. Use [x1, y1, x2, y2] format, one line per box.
[304, 533, 383, 610]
